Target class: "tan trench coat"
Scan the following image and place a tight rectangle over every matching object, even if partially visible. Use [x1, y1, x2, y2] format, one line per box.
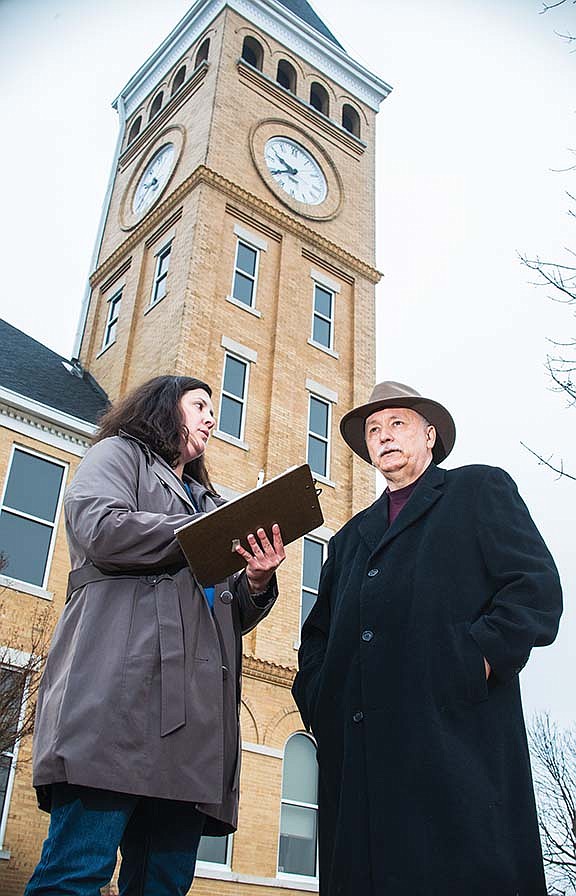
[32, 433, 277, 834]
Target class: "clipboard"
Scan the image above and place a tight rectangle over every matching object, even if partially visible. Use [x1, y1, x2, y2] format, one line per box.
[175, 464, 324, 586]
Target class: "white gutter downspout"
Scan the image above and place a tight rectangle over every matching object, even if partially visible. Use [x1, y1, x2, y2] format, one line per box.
[72, 94, 127, 360]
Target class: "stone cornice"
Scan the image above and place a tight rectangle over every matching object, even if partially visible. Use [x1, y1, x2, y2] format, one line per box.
[113, 0, 391, 119]
[242, 653, 296, 687]
[90, 165, 382, 287]
[237, 60, 366, 158]
[0, 393, 94, 458]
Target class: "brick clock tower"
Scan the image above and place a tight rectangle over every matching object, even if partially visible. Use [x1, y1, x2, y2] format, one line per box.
[75, 0, 390, 890]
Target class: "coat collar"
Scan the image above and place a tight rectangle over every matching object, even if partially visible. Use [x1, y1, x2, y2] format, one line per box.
[358, 463, 446, 556]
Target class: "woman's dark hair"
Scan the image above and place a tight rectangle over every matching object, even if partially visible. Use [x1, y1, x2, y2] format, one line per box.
[94, 375, 218, 494]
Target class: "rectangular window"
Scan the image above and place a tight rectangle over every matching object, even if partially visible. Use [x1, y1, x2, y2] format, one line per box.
[218, 354, 249, 441]
[301, 537, 325, 628]
[307, 395, 330, 479]
[151, 242, 172, 306]
[231, 240, 259, 308]
[102, 289, 122, 349]
[311, 283, 333, 349]
[197, 834, 232, 868]
[0, 666, 26, 846]
[0, 447, 67, 588]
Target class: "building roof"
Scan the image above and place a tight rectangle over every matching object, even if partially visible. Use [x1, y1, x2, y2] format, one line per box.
[0, 319, 108, 426]
[276, 0, 343, 48]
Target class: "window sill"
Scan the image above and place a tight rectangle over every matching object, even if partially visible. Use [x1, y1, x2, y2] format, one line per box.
[226, 295, 262, 318]
[311, 473, 335, 489]
[213, 430, 249, 451]
[96, 340, 116, 359]
[0, 575, 53, 601]
[0, 849, 11, 861]
[307, 339, 339, 360]
[144, 295, 166, 315]
[196, 865, 318, 890]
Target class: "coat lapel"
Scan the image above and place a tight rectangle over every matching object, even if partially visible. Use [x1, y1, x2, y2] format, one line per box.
[359, 464, 446, 557]
[152, 460, 196, 511]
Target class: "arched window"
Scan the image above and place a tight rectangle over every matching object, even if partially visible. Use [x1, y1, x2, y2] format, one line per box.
[127, 116, 142, 146]
[149, 91, 164, 121]
[195, 38, 210, 68]
[241, 35, 263, 71]
[310, 82, 329, 117]
[276, 59, 296, 93]
[342, 103, 361, 138]
[278, 734, 318, 878]
[171, 66, 186, 96]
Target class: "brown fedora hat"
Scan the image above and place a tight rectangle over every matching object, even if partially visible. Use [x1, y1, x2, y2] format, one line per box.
[340, 381, 456, 465]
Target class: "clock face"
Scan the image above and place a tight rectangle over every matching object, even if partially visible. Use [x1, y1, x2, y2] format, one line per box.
[132, 143, 176, 215]
[264, 137, 327, 205]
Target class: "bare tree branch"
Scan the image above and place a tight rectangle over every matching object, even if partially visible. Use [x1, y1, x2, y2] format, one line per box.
[0, 553, 54, 759]
[529, 714, 576, 893]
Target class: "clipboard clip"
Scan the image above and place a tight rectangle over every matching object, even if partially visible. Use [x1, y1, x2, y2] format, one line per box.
[313, 478, 322, 497]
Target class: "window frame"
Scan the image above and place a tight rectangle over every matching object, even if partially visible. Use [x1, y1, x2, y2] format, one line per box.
[102, 288, 122, 351]
[230, 238, 260, 310]
[311, 282, 334, 351]
[0, 444, 67, 591]
[307, 393, 331, 481]
[150, 240, 172, 308]
[217, 352, 250, 444]
[195, 38, 210, 68]
[196, 833, 233, 871]
[0, 656, 31, 851]
[277, 732, 319, 883]
[300, 535, 327, 630]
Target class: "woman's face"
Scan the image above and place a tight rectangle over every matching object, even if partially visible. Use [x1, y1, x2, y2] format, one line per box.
[179, 389, 215, 464]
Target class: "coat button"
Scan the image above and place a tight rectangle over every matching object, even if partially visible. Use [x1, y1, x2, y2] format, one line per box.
[220, 590, 233, 604]
[352, 711, 364, 723]
[361, 630, 374, 642]
[367, 568, 379, 577]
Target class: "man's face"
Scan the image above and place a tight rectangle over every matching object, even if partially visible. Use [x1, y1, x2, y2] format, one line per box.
[364, 407, 436, 487]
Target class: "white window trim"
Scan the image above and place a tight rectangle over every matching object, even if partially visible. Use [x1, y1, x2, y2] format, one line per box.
[305, 379, 337, 405]
[220, 336, 258, 364]
[0, 444, 68, 592]
[306, 338, 339, 360]
[300, 535, 327, 632]
[306, 394, 332, 482]
[233, 223, 269, 252]
[230, 238, 261, 311]
[149, 239, 172, 308]
[310, 282, 335, 352]
[217, 352, 251, 444]
[277, 732, 319, 883]
[0, 651, 32, 853]
[196, 832, 233, 871]
[100, 287, 123, 352]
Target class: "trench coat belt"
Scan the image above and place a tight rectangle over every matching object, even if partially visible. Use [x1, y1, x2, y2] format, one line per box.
[66, 563, 187, 737]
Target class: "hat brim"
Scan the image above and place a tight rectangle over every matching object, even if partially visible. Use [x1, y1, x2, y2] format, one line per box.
[340, 396, 456, 465]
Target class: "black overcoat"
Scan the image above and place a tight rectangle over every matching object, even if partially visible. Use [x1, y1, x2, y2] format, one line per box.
[293, 463, 562, 896]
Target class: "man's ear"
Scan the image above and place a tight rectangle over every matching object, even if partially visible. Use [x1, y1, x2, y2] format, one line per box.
[427, 425, 437, 449]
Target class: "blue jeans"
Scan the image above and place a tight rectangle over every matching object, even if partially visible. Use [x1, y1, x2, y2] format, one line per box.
[25, 783, 206, 896]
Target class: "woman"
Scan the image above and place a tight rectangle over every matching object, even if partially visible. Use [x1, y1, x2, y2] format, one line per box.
[26, 375, 285, 896]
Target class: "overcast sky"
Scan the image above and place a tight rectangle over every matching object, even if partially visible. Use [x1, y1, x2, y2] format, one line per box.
[0, 0, 574, 726]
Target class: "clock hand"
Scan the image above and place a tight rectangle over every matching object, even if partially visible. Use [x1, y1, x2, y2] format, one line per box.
[273, 151, 298, 175]
[270, 167, 298, 176]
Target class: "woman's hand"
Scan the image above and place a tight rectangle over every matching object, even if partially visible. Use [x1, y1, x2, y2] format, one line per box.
[235, 523, 286, 594]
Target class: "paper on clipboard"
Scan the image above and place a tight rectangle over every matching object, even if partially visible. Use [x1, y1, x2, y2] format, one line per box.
[175, 464, 324, 586]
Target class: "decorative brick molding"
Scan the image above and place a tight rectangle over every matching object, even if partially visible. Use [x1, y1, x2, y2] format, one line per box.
[243, 654, 296, 688]
[90, 164, 382, 288]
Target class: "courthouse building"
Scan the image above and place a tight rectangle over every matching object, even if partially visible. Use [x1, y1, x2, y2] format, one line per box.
[0, 0, 390, 892]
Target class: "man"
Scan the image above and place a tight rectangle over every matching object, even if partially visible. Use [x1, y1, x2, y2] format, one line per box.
[292, 381, 562, 896]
